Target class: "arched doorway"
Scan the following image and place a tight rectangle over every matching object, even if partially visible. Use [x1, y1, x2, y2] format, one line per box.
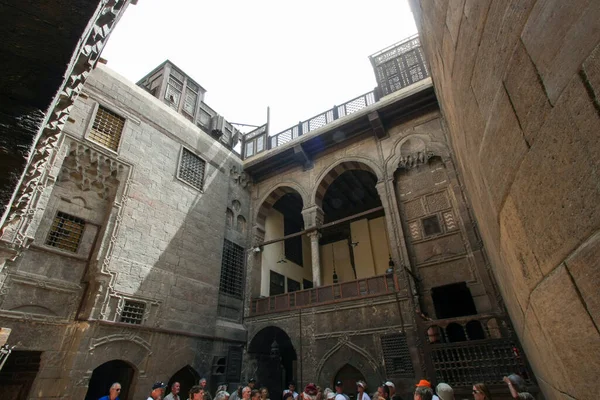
[248, 327, 297, 399]
[167, 365, 200, 400]
[84, 360, 136, 400]
[334, 364, 365, 400]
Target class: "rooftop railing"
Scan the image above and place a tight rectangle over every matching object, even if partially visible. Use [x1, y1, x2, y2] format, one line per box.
[250, 273, 399, 316]
[242, 35, 429, 159]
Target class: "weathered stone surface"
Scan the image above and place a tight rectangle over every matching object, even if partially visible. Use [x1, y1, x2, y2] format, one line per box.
[479, 87, 529, 213]
[508, 74, 600, 276]
[521, 0, 600, 104]
[583, 41, 600, 99]
[529, 265, 600, 400]
[503, 40, 552, 146]
[565, 231, 600, 328]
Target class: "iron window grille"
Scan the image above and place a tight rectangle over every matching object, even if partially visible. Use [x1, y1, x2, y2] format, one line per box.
[381, 333, 414, 377]
[46, 212, 85, 253]
[120, 300, 146, 325]
[178, 148, 206, 191]
[219, 240, 245, 298]
[89, 106, 125, 151]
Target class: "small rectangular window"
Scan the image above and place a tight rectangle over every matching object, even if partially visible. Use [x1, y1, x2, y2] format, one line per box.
[422, 215, 442, 237]
[256, 136, 264, 153]
[270, 270, 285, 296]
[287, 278, 301, 293]
[120, 300, 146, 325]
[183, 87, 197, 116]
[245, 141, 254, 157]
[165, 77, 183, 108]
[178, 148, 206, 191]
[89, 106, 125, 151]
[46, 212, 85, 253]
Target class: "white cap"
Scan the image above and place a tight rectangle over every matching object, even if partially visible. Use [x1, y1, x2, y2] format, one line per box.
[384, 382, 395, 389]
[327, 393, 336, 400]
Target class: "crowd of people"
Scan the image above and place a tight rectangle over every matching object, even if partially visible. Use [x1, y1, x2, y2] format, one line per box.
[98, 373, 534, 400]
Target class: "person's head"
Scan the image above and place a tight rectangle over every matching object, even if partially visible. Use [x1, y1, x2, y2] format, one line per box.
[506, 374, 527, 393]
[109, 382, 121, 400]
[189, 385, 203, 400]
[377, 385, 390, 400]
[384, 381, 395, 396]
[242, 386, 252, 400]
[304, 383, 318, 400]
[216, 392, 231, 400]
[171, 382, 181, 395]
[334, 381, 343, 394]
[151, 382, 167, 400]
[435, 383, 453, 400]
[414, 387, 433, 400]
[326, 392, 335, 400]
[283, 393, 294, 400]
[200, 378, 208, 389]
[260, 387, 269, 399]
[251, 389, 261, 400]
[249, 379, 257, 389]
[472, 383, 491, 400]
[357, 381, 366, 394]
[289, 382, 296, 392]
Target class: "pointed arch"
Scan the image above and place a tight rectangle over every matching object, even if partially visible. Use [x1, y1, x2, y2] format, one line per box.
[312, 159, 383, 209]
[315, 339, 383, 387]
[255, 182, 307, 228]
[384, 133, 450, 177]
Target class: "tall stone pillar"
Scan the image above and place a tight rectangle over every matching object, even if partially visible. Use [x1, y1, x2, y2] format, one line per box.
[301, 205, 324, 287]
[307, 231, 322, 287]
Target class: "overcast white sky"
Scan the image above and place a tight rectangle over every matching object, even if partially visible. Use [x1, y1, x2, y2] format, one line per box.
[102, 0, 417, 134]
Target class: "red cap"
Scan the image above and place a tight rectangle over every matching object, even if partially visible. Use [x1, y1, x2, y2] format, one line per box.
[415, 380, 432, 388]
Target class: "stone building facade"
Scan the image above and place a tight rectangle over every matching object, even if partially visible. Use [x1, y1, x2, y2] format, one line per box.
[408, 1, 600, 399]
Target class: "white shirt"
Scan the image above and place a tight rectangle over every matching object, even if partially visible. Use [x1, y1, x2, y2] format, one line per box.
[335, 394, 348, 400]
[357, 393, 371, 400]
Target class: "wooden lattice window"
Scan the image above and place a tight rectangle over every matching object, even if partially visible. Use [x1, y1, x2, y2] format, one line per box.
[46, 212, 85, 253]
[89, 106, 125, 151]
[183, 85, 198, 116]
[165, 76, 183, 108]
[120, 300, 146, 325]
[219, 240, 245, 298]
[381, 333, 414, 377]
[178, 148, 206, 191]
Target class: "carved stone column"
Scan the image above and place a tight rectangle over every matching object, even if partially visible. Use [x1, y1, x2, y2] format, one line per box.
[307, 231, 322, 287]
[302, 205, 324, 287]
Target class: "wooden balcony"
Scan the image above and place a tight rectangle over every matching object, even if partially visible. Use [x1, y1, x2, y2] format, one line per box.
[250, 274, 399, 316]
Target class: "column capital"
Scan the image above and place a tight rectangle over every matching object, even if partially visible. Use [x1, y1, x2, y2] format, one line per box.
[301, 205, 324, 228]
[307, 230, 322, 240]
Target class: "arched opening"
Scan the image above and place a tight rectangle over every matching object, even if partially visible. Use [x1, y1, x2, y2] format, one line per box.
[445, 323, 466, 343]
[317, 164, 388, 285]
[465, 320, 485, 340]
[333, 364, 366, 400]
[260, 188, 312, 297]
[167, 365, 200, 400]
[248, 326, 297, 399]
[0, 350, 42, 400]
[85, 360, 136, 400]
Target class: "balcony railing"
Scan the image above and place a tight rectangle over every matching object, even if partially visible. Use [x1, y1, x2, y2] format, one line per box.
[250, 273, 399, 316]
[242, 35, 429, 159]
[419, 314, 535, 388]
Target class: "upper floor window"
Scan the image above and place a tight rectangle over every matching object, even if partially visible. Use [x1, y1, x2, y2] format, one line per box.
[119, 300, 146, 325]
[46, 211, 85, 253]
[177, 148, 206, 191]
[183, 83, 198, 117]
[219, 240, 245, 298]
[89, 106, 125, 151]
[165, 76, 183, 109]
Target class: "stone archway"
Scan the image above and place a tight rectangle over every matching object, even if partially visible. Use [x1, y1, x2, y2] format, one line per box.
[84, 360, 136, 400]
[334, 364, 366, 400]
[313, 160, 382, 210]
[248, 326, 297, 398]
[167, 365, 200, 400]
[255, 184, 308, 228]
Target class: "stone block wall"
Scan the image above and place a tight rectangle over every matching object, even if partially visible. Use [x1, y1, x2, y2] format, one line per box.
[409, 0, 600, 398]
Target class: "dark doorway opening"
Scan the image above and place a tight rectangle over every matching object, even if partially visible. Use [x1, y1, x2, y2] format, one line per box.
[431, 282, 477, 319]
[273, 193, 304, 267]
[248, 327, 297, 399]
[167, 365, 200, 400]
[85, 360, 136, 400]
[0, 350, 42, 400]
[333, 364, 365, 400]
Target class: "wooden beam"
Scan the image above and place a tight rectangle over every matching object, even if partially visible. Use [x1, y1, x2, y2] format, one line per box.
[253, 206, 384, 248]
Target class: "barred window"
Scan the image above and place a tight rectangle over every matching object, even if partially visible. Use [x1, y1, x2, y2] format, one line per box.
[165, 76, 183, 109]
[381, 333, 414, 377]
[120, 300, 146, 325]
[178, 148, 206, 191]
[46, 212, 85, 253]
[219, 240, 245, 298]
[422, 215, 442, 237]
[89, 106, 125, 151]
